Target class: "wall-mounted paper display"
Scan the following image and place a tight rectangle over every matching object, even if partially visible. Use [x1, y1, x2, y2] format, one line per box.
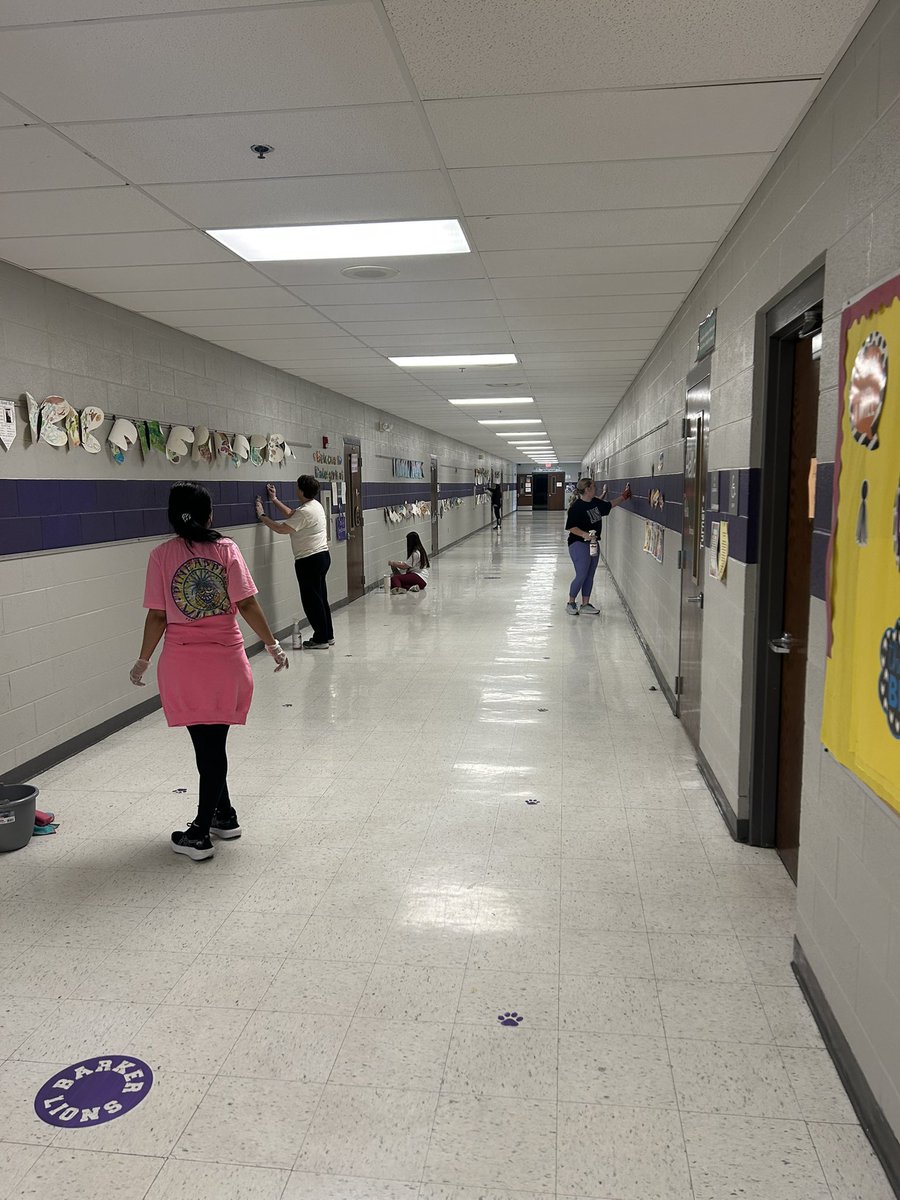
[249, 434, 266, 467]
[24, 392, 40, 441]
[267, 433, 284, 464]
[166, 425, 194, 464]
[65, 407, 81, 448]
[823, 273, 900, 814]
[148, 421, 165, 453]
[215, 431, 232, 458]
[80, 406, 105, 454]
[192, 426, 212, 464]
[108, 417, 138, 464]
[39, 397, 70, 447]
[231, 433, 250, 466]
[0, 399, 16, 450]
[137, 421, 150, 456]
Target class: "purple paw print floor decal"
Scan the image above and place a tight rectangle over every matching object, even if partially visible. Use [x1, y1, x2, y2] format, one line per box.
[498, 1012, 523, 1027]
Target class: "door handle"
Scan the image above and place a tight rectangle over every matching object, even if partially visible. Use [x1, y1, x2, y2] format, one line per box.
[686, 593, 703, 607]
[769, 632, 798, 655]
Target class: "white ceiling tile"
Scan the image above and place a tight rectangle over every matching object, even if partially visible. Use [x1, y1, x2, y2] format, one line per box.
[481, 244, 717, 277]
[511, 334, 659, 349]
[145, 172, 456, 228]
[499, 296, 684, 317]
[339, 318, 510, 335]
[63, 104, 438, 185]
[0, 127, 122, 191]
[317, 301, 502, 323]
[425, 81, 817, 167]
[287, 279, 494, 306]
[152, 306, 324, 326]
[181, 323, 348, 341]
[469, 207, 740, 252]
[506, 306, 681, 328]
[97, 287, 300, 311]
[0, 187, 188, 237]
[260, 256, 486, 286]
[0, 5, 411, 121]
[493, 272, 699, 299]
[359, 333, 515, 349]
[451, 155, 772, 215]
[0, 95, 28, 126]
[0, 1, 319, 21]
[0, 230, 235, 270]
[384, 0, 870, 96]
[41, 261, 265, 292]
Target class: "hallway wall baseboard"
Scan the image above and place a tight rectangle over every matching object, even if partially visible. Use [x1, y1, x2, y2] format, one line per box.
[793, 938, 900, 1197]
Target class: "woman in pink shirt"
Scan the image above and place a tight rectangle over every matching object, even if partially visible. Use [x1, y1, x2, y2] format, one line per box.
[130, 483, 288, 861]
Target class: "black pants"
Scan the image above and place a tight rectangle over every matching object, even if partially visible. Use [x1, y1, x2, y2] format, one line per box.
[294, 550, 333, 643]
[492, 503, 502, 525]
[187, 724, 233, 836]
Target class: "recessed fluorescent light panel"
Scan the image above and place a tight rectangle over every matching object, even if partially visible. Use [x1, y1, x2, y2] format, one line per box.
[206, 219, 470, 262]
[390, 353, 518, 367]
[447, 397, 533, 406]
[479, 418, 541, 426]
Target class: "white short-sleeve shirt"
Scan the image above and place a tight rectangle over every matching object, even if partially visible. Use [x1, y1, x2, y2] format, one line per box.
[283, 499, 328, 559]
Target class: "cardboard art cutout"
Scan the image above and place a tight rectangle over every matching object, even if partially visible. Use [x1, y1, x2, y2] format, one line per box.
[822, 274, 900, 815]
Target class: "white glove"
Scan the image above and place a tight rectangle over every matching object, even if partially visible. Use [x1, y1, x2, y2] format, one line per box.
[130, 658, 150, 686]
[255, 497, 265, 518]
[266, 643, 290, 672]
[266, 483, 277, 500]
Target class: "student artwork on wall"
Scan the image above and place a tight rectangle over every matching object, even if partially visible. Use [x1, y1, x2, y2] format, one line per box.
[10, 390, 295, 472]
[822, 272, 900, 815]
[392, 458, 425, 479]
[642, 521, 664, 563]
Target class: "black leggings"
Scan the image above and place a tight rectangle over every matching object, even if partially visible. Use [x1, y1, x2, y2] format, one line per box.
[187, 724, 233, 836]
[492, 503, 502, 524]
[294, 550, 333, 643]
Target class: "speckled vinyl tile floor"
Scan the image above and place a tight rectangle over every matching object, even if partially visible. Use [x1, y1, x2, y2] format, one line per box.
[0, 514, 892, 1199]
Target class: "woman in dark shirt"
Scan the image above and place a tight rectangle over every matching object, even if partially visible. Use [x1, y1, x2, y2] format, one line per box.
[564, 477, 631, 615]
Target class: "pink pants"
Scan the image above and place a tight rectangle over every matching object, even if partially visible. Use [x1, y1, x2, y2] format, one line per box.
[391, 572, 426, 591]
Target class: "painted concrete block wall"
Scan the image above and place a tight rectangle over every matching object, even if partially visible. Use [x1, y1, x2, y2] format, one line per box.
[582, 0, 900, 1137]
[0, 259, 510, 777]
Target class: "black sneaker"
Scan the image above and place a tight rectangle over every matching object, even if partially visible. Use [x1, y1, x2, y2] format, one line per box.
[303, 639, 330, 649]
[171, 824, 214, 861]
[210, 810, 242, 840]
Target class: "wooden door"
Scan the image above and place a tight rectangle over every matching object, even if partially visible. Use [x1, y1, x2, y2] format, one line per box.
[547, 472, 566, 511]
[679, 371, 710, 748]
[343, 440, 364, 602]
[517, 474, 533, 507]
[430, 455, 439, 555]
[772, 337, 819, 879]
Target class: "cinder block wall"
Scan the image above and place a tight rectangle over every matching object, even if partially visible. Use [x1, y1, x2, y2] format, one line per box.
[0, 260, 511, 777]
[583, 0, 900, 1138]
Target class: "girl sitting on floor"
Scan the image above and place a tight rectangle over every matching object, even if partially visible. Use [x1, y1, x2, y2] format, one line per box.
[388, 532, 430, 593]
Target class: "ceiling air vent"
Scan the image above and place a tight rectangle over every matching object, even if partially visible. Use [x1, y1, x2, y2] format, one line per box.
[340, 265, 399, 280]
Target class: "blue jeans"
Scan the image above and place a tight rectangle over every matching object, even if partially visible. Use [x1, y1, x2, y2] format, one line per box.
[569, 540, 598, 602]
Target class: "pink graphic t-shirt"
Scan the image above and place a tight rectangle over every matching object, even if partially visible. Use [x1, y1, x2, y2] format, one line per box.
[143, 537, 257, 630]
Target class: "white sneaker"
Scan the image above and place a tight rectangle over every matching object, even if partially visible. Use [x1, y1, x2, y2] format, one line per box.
[566, 601, 579, 616]
[580, 603, 600, 615]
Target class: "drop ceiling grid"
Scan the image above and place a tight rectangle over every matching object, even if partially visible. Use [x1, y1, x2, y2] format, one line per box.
[0, 0, 873, 456]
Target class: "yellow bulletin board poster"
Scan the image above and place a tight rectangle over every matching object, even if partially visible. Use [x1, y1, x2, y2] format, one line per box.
[821, 274, 900, 815]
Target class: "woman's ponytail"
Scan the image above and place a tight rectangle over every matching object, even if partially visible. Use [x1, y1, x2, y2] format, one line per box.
[168, 482, 222, 544]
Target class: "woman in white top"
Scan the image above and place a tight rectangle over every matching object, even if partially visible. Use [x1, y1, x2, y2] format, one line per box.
[388, 531, 430, 593]
[255, 475, 334, 648]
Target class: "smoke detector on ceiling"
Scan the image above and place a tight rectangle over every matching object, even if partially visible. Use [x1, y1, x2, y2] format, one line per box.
[341, 265, 400, 281]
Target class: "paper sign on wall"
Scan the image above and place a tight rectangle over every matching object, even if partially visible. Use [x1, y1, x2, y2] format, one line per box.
[709, 521, 720, 578]
[0, 399, 16, 450]
[717, 520, 729, 581]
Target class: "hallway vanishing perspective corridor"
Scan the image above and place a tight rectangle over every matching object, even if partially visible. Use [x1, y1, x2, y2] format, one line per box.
[0, 514, 892, 1199]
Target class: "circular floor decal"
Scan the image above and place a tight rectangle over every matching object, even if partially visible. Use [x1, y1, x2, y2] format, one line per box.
[34, 1056, 153, 1128]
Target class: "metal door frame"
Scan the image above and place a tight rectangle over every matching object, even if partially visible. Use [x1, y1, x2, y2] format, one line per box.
[749, 268, 824, 846]
[677, 360, 711, 723]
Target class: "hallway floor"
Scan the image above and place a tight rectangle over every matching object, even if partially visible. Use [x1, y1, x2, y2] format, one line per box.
[0, 513, 893, 1199]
